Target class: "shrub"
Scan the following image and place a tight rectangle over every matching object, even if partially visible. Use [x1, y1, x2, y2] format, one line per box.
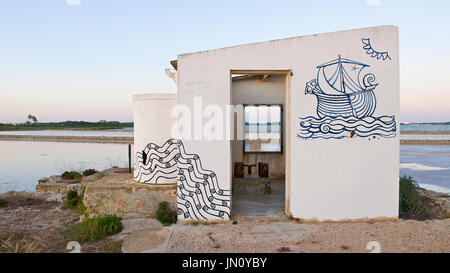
[82, 169, 98, 176]
[156, 202, 177, 226]
[64, 216, 123, 242]
[63, 189, 87, 216]
[399, 175, 425, 216]
[63, 190, 79, 209]
[0, 199, 6, 207]
[61, 171, 82, 180]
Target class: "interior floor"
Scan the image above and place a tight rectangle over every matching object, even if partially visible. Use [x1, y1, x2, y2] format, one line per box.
[232, 179, 285, 217]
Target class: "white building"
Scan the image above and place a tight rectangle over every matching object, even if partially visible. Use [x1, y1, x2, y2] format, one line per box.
[134, 26, 399, 222]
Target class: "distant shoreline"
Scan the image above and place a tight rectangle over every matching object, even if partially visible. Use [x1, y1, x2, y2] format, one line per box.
[0, 135, 133, 144]
[0, 121, 133, 132]
[0, 134, 450, 145]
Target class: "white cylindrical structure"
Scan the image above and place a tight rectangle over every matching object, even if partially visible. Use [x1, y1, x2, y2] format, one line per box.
[133, 93, 177, 184]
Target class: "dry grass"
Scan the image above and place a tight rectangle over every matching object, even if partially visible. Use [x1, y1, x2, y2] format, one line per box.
[99, 240, 123, 253]
[0, 233, 46, 253]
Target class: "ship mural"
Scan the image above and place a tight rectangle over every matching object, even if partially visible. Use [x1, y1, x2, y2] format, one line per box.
[298, 55, 397, 140]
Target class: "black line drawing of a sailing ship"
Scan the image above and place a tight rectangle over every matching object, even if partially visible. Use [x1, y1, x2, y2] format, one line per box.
[298, 55, 397, 140]
[305, 55, 378, 119]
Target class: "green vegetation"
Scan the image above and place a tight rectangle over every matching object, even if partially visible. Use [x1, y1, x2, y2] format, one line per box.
[0, 199, 6, 207]
[156, 201, 177, 226]
[0, 120, 133, 131]
[399, 176, 427, 218]
[63, 190, 80, 209]
[63, 189, 88, 217]
[232, 220, 238, 225]
[61, 171, 82, 180]
[82, 169, 98, 176]
[64, 216, 123, 242]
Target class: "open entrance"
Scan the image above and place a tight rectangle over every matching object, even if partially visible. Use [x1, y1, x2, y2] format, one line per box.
[230, 70, 290, 217]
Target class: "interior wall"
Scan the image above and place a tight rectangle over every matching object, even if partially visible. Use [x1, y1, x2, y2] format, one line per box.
[231, 75, 286, 178]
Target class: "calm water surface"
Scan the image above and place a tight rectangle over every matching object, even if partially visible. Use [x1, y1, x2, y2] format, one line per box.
[400, 145, 450, 194]
[0, 141, 132, 193]
[400, 124, 450, 132]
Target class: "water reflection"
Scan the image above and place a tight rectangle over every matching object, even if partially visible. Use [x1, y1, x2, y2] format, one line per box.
[0, 141, 133, 193]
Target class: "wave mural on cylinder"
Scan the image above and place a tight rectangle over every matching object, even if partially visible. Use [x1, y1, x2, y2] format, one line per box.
[134, 139, 230, 220]
[298, 55, 397, 140]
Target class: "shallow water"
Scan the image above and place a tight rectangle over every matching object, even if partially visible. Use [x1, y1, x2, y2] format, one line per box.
[400, 124, 450, 132]
[0, 141, 448, 194]
[0, 141, 133, 193]
[400, 145, 450, 194]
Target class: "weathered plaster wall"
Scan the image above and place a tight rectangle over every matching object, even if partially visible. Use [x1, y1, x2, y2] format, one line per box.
[133, 93, 177, 184]
[177, 26, 399, 221]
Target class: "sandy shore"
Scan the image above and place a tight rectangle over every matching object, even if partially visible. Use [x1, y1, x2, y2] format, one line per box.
[401, 139, 450, 145]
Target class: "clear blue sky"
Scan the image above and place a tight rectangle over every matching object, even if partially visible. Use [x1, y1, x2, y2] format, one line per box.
[1, 0, 449, 123]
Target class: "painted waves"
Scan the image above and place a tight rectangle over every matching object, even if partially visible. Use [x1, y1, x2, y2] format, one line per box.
[134, 140, 178, 184]
[298, 115, 397, 140]
[134, 139, 230, 220]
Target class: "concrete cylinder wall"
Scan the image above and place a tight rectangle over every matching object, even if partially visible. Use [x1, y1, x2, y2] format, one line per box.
[133, 93, 177, 184]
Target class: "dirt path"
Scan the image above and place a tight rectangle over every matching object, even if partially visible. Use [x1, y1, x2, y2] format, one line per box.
[166, 218, 450, 253]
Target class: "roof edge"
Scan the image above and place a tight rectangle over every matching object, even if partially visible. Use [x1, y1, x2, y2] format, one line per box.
[177, 25, 398, 58]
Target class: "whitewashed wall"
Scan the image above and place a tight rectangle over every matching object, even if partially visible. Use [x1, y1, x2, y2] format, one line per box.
[133, 93, 178, 184]
[177, 26, 399, 221]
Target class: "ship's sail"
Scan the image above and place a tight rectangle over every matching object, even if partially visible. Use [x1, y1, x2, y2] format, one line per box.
[316, 55, 373, 95]
[307, 55, 378, 119]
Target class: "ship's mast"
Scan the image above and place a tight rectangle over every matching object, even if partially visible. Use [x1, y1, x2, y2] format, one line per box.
[338, 55, 345, 93]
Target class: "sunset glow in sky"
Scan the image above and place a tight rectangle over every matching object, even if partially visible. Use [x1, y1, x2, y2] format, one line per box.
[1, 0, 449, 123]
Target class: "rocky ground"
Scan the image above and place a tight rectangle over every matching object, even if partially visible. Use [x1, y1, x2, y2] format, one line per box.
[167, 218, 450, 253]
[0, 191, 78, 253]
[0, 187, 448, 253]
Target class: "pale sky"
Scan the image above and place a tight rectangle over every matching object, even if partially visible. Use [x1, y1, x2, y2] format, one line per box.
[1, 0, 449, 123]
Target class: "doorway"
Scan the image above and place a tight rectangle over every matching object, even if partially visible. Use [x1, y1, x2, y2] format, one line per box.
[230, 70, 291, 217]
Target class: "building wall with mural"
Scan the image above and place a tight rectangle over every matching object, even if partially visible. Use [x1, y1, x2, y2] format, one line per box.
[135, 26, 399, 221]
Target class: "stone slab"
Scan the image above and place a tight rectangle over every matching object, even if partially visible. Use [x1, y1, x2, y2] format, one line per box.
[122, 227, 172, 253]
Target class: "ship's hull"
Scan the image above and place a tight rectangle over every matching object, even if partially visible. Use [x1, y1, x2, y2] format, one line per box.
[315, 90, 376, 119]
